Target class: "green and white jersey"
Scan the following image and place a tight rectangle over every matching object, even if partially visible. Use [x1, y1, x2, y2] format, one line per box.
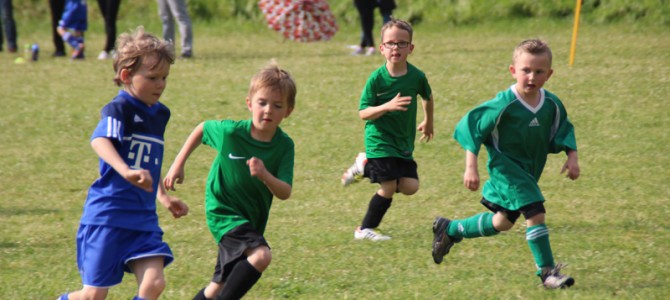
[202, 119, 294, 242]
[359, 62, 432, 159]
[454, 85, 577, 210]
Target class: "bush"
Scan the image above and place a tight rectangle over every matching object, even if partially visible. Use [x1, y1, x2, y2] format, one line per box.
[13, 0, 670, 26]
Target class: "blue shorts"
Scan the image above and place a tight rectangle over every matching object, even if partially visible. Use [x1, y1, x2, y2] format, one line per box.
[76, 224, 174, 288]
[59, 1, 88, 31]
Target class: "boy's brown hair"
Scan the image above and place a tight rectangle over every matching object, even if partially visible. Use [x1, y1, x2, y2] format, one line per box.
[513, 39, 553, 66]
[248, 64, 297, 109]
[113, 26, 176, 86]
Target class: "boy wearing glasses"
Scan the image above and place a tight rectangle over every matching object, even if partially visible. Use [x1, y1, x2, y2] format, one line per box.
[342, 18, 434, 241]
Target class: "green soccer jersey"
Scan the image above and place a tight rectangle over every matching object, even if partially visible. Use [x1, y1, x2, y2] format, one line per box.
[359, 62, 432, 159]
[202, 119, 294, 242]
[454, 85, 577, 210]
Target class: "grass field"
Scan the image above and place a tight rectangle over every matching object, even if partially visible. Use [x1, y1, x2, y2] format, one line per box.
[1, 17, 669, 299]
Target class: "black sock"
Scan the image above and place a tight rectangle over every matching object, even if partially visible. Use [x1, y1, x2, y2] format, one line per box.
[216, 260, 262, 300]
[361, 193, 392, 229]
[192, 287, 211, 300]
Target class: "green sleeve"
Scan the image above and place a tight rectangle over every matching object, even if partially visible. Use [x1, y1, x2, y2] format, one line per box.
[202, 120, 228, 150]
[359, 73, 378, 110]
[453, 101, 501, 156]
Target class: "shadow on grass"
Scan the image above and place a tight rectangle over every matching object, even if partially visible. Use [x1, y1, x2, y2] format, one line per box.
[0, 241, 17, 249]
[0, 207, 60, 217]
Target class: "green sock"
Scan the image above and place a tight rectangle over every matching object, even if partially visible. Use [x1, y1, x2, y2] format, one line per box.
[526, 224, 555, 275]
[447, 212, 498, 239]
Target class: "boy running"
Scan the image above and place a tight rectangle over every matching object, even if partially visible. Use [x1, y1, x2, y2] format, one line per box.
[163, 64, 297, 299]
[342, 18, 434, 241]
[432, 39, 579, 289]
[58, 26, 188, 300]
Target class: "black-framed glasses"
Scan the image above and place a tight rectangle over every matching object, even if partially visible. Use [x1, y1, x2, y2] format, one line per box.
[382, 41, 411, 49]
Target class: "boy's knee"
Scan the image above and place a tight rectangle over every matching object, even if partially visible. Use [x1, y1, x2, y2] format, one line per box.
[492, 212, 515, 231]
[246, 246, 272, 271]
[400, 186, 418, 195]
[398, 178, 419, 195]
[141, 277, 166, 298]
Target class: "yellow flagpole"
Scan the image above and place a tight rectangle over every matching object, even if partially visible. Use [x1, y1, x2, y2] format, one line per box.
[569, 0, 583, 66]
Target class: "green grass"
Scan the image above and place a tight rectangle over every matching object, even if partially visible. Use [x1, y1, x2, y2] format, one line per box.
[1, 17, 669, 299]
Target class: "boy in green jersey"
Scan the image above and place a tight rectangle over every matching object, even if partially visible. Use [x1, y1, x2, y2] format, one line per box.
[164, 64, 296, 299]
[342, 18, 434, 241]
[431, 39, 580, 289]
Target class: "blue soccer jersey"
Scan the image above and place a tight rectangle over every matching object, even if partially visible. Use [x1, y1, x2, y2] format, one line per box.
[80, 90, 170, 232]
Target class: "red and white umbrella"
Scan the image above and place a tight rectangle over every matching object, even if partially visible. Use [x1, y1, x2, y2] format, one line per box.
[258, 0, 338, 42]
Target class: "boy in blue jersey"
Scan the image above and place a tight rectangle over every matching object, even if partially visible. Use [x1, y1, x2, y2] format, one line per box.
[58, 27, 188, 300]
[57, 0, 87, 59]
[164, 63, 296, 300]
[341, 19, 434, 241]
[431, 39, 580, 289]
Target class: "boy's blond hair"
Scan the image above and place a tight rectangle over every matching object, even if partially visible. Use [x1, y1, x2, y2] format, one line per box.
[113, 26, 176, 86]
[513, 39, 553, 66]
[248, 64, 297, 109]
[380, 18, 414, 42]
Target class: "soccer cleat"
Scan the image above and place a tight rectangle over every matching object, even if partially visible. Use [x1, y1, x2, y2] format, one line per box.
[97, 50, 117, 60]
[540, 263, 575, 289]
[365, 47, 376, 56]
[72, 44, 85, 60]
[432, 216, 461, 264]
[341, 152, 366, 187]
[354, 227, 391, 241]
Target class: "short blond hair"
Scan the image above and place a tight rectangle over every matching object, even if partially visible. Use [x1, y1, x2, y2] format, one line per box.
[248, 64, 297, 109]
[513, 39, 552, 66]
[113, 26, 175, 86]
[380, 18, 414, 42]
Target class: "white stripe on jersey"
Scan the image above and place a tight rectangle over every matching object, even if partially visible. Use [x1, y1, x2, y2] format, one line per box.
[123, 133, 165, 145]
[105, 116, 122, 139]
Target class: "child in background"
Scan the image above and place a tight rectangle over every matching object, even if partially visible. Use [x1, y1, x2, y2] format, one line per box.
[163, 64, 297, 299]
[57, 26, 188, 300]
[432, 39, 579, 289]
[57, 0, 87, 59]
[342, 18, 434, 241]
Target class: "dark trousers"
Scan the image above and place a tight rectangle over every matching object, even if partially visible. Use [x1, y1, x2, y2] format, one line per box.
[96, 0, 121, 52]
[0, 0, 18, 50]
[49, 0, 65, 54]
[354, 0, 375, 48]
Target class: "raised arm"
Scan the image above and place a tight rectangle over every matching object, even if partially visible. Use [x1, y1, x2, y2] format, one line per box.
[247, 157, 292, 200]
[359, 93, 412, 120]
[163, 122, 204, 191]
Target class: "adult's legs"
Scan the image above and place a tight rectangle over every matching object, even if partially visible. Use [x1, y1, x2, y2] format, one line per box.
[167, 0, 193, 56]
[49, 0, 66, 55]
[353, 0, 375, 48]
[0, 0, 18, 51]
[96, 0, 121, 52]
[157, 0, 175, 46]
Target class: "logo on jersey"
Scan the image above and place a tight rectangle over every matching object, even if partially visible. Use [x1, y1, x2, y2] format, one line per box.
[125, 134, 164, 169]
[529, 117, 540, 127]
[228, 153, 246, 160]
[133, 114, 144, 123]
